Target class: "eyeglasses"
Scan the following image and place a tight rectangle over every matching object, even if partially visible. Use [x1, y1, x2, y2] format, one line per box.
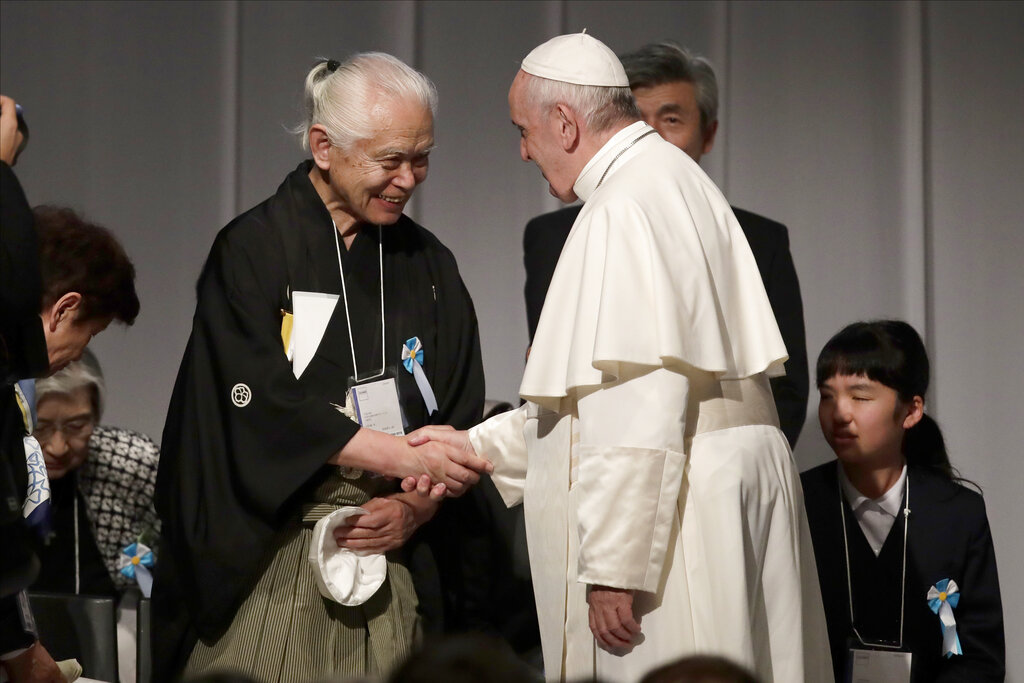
[34, 417, 95, 442]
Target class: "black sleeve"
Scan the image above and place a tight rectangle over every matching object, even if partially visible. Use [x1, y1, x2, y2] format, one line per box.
[0, 591, 35, 657]
[0, 162, 38, 324]
[936, 497, 1005, 682]
[0, 161, 47, 382]
[162, 227, 359, 519]
[156, 225, 359, 637]
[1, 162, 45, 634]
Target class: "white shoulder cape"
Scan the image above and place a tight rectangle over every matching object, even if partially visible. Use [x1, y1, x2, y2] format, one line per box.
[520, 126, 787, 408]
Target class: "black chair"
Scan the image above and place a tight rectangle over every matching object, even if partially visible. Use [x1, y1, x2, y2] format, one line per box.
[136, 596, 152, 683]
[28, 591, 118, 682]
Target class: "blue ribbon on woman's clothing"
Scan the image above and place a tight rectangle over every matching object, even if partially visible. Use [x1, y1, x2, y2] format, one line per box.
[927, 578, 963, 658]
[119, 542, 156, 597]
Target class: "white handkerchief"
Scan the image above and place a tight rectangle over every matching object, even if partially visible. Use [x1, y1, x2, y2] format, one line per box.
[291, 291, 339, 379]
[307, 506, 387, 606]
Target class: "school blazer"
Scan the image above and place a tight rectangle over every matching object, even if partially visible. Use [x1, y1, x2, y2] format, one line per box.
[801, 461, 1005, 682]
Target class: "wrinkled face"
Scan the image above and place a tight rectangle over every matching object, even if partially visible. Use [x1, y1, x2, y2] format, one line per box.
[818, 374, 913, 469]
[35, 387, 96, 480]
[509, 71, 578, 203]
[632, 80, 712, 162]
[44, 312, 112, 376]
[329, 97, 434, 226]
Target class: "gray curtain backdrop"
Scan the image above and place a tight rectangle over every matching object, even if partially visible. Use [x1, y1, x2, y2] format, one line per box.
[3, 1, 1022, 676]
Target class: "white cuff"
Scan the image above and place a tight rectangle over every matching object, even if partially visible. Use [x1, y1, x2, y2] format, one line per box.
[469, 404, 529, 507]
[307, 507, 386, 606]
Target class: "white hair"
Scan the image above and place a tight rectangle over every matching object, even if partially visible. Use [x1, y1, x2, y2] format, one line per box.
[35, 349, 105, 420]
[294, 52, 438, 151]
[522, 74, 640, 134]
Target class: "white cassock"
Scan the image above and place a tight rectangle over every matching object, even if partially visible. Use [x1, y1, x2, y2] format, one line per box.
[471, 122, 832, 682]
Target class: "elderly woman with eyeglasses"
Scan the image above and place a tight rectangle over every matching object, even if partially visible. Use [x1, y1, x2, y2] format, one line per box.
[31, 349, 160, 597]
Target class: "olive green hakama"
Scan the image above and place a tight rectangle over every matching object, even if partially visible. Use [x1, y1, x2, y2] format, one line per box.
[185, 470, 419, 682]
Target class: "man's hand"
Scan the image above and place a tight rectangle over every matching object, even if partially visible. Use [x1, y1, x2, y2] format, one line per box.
[402, 473, 447, 499]
[402, 425, 489, 497]
[331, 427, 492, 497]
[333, 493, 440, 554]
[588, 586, 641, 652]
[0, 95, 25, 166]
[402, 426, 484, 497]
[1, 641, 65, 683]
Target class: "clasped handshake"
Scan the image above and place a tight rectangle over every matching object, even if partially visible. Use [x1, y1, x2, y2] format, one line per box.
[332, 425, 489, 499]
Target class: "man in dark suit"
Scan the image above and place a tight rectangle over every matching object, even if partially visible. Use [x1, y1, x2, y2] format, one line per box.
[524, 42, 808, 447]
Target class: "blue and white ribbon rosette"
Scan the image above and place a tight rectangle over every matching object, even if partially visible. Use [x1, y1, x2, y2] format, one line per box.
[118, 542, 155, 597]
[401, 336, 438, 415]
[22, 435, 52, 534]
[17, 380, 52, 534]
[927, 578, 963, 658]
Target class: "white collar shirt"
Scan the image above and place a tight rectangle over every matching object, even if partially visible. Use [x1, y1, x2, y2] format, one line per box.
[839, 464, 908, 556]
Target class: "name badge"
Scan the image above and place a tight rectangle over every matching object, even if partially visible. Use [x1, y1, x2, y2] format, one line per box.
[846, 648, 911, 683]
[349, 377, 404, 436]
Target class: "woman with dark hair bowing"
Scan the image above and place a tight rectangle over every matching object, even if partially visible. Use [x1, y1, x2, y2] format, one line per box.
[802, 320, 1004, 682]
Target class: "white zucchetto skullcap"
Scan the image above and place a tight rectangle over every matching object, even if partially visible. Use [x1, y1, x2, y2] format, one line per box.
[521, 31, 628, 87]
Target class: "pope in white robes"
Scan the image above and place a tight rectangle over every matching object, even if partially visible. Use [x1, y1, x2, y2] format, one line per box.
[410, 33, 831, 682]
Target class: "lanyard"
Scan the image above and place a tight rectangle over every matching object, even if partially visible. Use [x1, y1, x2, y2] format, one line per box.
[840, 474, 910, 650]
[332, 221, 386, 381]
[73, 489, 81, 594]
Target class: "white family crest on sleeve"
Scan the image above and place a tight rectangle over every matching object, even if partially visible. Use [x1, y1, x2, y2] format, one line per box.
[231, 383, 252, 407]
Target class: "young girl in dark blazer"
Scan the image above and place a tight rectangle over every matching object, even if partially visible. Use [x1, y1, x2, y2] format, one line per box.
[801, 320, 1004, 683]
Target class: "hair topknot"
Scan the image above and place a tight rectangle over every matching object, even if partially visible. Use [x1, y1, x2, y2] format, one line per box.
[294, 52, 437, 151]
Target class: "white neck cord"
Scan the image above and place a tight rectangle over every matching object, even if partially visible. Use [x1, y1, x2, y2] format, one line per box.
[840, 474, 909, 649]
[73, 490, 80, 595]
[332, 222, 386, 380]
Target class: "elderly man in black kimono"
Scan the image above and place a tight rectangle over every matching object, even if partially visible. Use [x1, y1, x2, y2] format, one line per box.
[153, 54, 490, 682]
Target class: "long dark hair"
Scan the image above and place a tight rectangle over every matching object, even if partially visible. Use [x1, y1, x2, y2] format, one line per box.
[816, 320, 969, 485]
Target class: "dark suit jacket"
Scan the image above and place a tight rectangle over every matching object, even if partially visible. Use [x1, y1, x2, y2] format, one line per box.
[802, 462, 1005, 682]
[523, 204, 809, 446]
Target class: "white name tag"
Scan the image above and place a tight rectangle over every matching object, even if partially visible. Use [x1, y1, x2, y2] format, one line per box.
[848, 648, 912, 683]
[349, 377, 404, 436]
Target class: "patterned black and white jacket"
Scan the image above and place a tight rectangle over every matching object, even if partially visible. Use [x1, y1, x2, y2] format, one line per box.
[77, 425, 161, 590]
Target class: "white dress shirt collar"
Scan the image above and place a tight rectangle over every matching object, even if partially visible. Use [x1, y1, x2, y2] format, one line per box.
[839, 463, 908, 556]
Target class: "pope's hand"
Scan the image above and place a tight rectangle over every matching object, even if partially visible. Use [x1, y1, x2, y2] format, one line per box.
[330, 427, 491, 497]
[402, 426, 481, 496]
[588, 586, 641, 652]
[402, 426, 490, 496]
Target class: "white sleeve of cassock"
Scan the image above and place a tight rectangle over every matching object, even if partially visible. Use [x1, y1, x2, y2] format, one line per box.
[575, 367, 689, 593]
[468, 404, 529, 507]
